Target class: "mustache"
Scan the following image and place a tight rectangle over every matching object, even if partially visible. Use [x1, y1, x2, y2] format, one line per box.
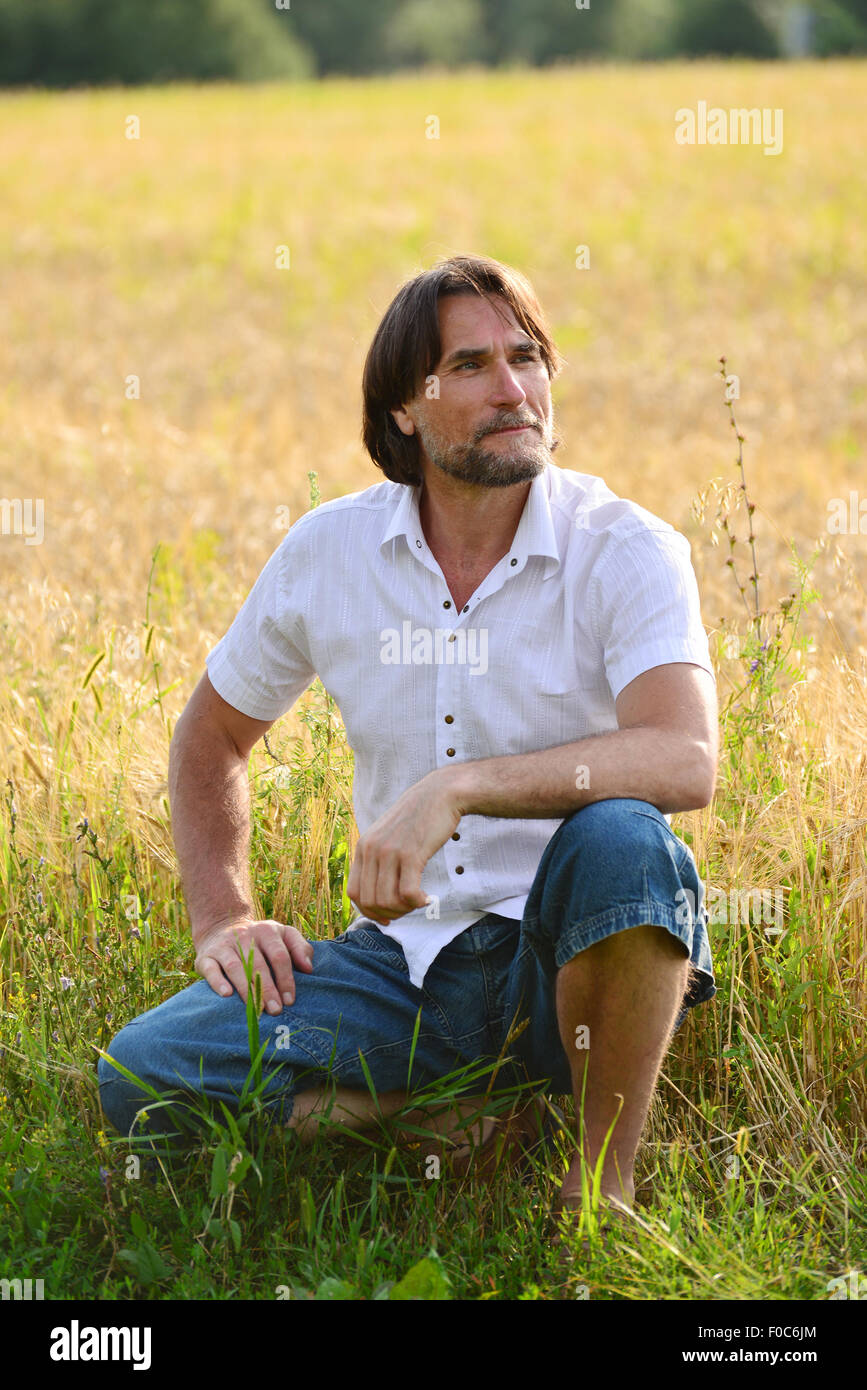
[480, 418, 542, 436]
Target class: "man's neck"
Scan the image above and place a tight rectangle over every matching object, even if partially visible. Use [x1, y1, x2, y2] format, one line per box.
[417, 469, 534, 569]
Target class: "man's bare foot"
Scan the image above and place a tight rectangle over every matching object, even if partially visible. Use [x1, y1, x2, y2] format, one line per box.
[391, 1095, 493, 1160]
[396, 1093, 558, 1180]
[550, 1198, 635, 1266]
[550, 1157, 636, 1249]
[447, 1094, 561, 1179]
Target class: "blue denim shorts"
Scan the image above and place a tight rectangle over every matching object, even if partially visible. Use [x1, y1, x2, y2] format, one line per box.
[98, 798, 715, 1138]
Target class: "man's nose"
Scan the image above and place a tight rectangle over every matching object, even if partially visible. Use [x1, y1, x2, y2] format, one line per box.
[487, 359, 527, 407]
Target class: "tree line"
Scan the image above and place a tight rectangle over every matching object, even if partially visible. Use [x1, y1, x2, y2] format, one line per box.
[1, 0, 864, 87]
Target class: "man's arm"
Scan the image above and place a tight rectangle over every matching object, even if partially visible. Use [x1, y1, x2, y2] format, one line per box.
[452, 662, 718, 818]
[169, 672, 314, 1012]
[347, 663, 717, 925]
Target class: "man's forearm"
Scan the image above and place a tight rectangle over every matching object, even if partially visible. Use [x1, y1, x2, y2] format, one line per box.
[168, 715, 256, 941]
[446, 727, 715, 820]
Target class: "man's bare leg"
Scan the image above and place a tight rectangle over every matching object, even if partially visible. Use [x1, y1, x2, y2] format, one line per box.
[286, 1084, 495, 1150]
[554, 923, 689, 1218]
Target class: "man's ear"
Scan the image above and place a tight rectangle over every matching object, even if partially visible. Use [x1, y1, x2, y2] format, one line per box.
[390, 404, 416, 438]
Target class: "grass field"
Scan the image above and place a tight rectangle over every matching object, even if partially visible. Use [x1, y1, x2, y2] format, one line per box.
[1, 59, 866, 1302]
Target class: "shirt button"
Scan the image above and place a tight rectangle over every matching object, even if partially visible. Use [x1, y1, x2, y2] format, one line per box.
[443, 600, 451, 608]
[448, 633, 456, 643]
[510, 557, 518, 567]
[416, 539, 422, 548]
[446, 748, 455, 757]
[451, 832, 460, 841]
[455, 865, 464, 874]
[462, 605, 469, 612]
[444, 714, 454, 724]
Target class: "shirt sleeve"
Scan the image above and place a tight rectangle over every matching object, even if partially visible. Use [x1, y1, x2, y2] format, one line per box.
[204, 532, 316, 722]
[591, 527, 715, 702]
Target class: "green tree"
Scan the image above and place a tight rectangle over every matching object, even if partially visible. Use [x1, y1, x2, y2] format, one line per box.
[668, 0, 781, 56]
[607, 0, 681, 59]
[809, 0, 867, 52]
[479, 0, 610, 66]
[0, 0, 313, 88]
[275, 0, 610, 73]
[385, 0, 486, 66]
[272, 0, 402, 76]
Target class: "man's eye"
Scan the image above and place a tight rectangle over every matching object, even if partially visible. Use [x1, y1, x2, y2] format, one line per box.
[457, 355, 536, 370]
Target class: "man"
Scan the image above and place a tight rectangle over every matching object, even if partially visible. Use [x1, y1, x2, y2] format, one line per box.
[99, 254, 718, 1225]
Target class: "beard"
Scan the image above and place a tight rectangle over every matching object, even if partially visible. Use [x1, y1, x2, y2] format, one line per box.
[416, 414, 560, 488]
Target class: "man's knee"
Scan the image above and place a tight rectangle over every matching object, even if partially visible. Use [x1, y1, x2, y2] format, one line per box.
[553, 797, 667, 863]
[98, 1018, 158, 1136]
[528, 798, 690, 929]
[97, 992, 210, 1138]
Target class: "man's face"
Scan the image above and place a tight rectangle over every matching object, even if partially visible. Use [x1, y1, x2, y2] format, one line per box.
[391, 293, 558, 488]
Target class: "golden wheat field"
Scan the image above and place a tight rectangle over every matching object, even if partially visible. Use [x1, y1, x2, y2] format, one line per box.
[1, 60, 866, 1302]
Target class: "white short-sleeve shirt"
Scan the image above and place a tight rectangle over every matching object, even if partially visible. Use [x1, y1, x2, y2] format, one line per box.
[205, 462, 715, 987]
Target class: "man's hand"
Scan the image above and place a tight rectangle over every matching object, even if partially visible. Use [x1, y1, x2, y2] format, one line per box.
[194, 917, 314, 1014]
[347, 769, 464, 925]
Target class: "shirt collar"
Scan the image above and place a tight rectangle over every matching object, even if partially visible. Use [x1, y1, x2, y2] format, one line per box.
[380, 463, 561, 578]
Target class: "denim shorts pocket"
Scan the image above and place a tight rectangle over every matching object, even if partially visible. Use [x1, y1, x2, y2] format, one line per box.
[348, 926, 411, 973]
